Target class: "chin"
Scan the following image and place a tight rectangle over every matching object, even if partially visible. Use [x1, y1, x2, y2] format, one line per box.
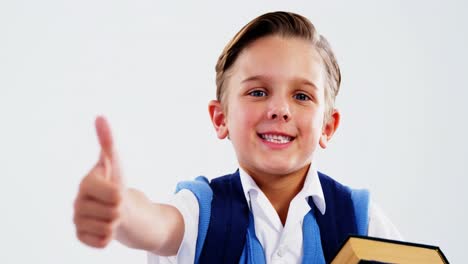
[259, 163, 301, 176]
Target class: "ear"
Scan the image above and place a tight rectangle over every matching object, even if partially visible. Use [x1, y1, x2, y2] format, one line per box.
[208, 100, 229, 139]
[319, 109, 340, 149]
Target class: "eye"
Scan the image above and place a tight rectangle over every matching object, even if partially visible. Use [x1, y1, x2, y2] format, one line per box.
[248, 90, 267, 97]
[293, 92, 311, 101]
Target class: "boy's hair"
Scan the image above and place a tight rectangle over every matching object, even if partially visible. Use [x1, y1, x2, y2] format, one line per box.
[215, 11, 341, 120]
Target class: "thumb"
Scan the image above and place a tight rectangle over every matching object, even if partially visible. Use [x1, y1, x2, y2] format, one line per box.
[95, 115, 114, 159]
[95, 116, 123, 185]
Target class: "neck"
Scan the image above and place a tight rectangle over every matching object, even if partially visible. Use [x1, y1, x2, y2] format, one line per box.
[242, 164, 310, 225]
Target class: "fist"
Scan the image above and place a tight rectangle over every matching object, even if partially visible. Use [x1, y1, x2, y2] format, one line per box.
[73, 116, 124, 248]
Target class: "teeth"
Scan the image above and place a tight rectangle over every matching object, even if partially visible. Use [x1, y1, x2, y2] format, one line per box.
[261, 134, 292, 144]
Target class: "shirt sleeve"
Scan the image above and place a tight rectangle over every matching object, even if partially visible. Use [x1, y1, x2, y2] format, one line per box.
[147, 189, 199, 264]
[367, 199, 404, 240]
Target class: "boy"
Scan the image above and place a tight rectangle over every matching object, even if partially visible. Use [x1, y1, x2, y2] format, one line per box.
[73, 11, 401, 263]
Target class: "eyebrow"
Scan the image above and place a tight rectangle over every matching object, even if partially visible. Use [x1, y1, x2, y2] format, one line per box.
[241, 75, 318, 91]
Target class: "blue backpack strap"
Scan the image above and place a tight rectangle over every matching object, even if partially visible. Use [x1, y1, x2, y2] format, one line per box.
[350, 188, 370, 236]
[311, 172, 358, 264]
[198, 170, 250, 264]
[175, 176, 213, 264]
[239, 211, 266, 264]
[302, 210, 326, 264]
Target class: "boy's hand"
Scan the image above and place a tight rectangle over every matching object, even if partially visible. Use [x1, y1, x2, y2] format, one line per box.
[73, 116, 125, 248]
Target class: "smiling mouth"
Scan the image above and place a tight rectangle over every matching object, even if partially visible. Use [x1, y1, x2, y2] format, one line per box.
[258, 133, 294, 144]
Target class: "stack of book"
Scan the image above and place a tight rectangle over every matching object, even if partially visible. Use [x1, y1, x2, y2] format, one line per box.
[331, 235, 449, 264]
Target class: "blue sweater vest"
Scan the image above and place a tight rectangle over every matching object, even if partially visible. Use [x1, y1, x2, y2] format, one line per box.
[176, 170, 369, 264]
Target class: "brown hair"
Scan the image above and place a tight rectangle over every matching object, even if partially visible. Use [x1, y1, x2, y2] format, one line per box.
[215, 11, 341, 120]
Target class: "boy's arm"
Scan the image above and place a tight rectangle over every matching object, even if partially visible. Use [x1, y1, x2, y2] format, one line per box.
[116, 188, 184, 255]
[73, 116, 184, 256]
[367, 200, 403, 240]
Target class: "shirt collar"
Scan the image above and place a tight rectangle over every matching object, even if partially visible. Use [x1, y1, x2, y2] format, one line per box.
[238, 163, 326, 215]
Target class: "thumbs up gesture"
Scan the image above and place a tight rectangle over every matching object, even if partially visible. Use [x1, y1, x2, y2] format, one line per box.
[73, 116, 125, 248]
[74, 116, 185, 254]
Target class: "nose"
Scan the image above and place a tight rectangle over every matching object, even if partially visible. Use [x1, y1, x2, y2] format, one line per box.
[267, 98, 291, 122]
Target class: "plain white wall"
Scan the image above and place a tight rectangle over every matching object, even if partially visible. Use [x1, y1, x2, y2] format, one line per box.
[1, 0, 467, 263]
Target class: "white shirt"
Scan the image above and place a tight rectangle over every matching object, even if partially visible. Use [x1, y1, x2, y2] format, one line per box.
[148, 165, 402, 264]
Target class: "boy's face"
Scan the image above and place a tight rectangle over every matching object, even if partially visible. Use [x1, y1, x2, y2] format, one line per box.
[210, 35, 339, 178]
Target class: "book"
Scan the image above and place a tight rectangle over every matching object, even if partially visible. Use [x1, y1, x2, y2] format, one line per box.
[331, 235, 449, 264]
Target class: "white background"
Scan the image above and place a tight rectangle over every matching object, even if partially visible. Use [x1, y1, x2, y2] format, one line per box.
[1, 0, 467, 263]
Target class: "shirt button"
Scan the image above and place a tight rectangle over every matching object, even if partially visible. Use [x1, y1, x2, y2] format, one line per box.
[276, 247, 285, 257]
